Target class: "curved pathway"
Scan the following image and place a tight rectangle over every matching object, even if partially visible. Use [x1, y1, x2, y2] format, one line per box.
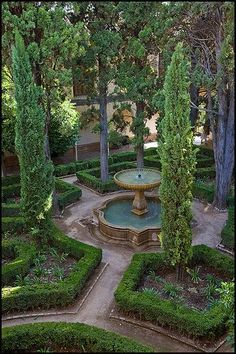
[2, 177, 231, 352]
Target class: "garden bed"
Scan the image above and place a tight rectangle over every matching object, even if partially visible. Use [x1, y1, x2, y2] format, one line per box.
[114, 245, 234, 341]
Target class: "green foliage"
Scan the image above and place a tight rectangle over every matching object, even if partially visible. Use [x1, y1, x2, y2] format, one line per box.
[221, 207, 235, 250]
[12, 32, 54, 238]
[159, 43, 197, 270]
[2, 223, 102, 313]
[55, 178, 82, 210]
[2, 203, 21, 217]
[76, 162, 136, 193]
[186, 266, 201, 284]
[49, 100, 80, 157]
[2, 239, 37, 286]
[162, 282, 183, 299]
[142, 287, 159, 296]
[115, 245, 234, 338]
[2, 322, 152, 352]
[2, 216, 25, 233]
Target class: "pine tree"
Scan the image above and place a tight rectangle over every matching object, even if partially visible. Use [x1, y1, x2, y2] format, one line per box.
[159, 43, 197, 281]
[12, 31, 54, 240]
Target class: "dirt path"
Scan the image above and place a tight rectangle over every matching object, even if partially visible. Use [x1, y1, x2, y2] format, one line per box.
[2, 177, 230, 352]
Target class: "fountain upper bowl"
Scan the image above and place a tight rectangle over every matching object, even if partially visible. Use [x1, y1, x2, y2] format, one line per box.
[114, 168, 161, 191]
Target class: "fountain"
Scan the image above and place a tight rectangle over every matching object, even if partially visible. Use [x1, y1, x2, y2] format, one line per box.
[94, 168, 162, 247]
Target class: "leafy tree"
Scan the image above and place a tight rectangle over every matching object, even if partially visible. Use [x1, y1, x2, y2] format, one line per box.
[69, 2, 122, 181]
[12, 31, 54, 240]
[115, 1, 160, 168]
[159, 43, 196, 281]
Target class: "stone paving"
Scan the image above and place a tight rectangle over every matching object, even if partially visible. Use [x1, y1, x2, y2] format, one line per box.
[2, 177, 232, 352]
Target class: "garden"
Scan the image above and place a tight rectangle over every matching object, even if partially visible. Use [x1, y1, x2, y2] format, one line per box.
[2, 1, 235, 353]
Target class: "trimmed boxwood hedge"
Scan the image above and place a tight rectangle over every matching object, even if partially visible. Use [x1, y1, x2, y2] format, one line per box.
[2, 322, 152, 352]
[2, 239, 37, 286]
[55, 178, 82, 210]
[2, 216, 25, 233]
[1, 175, 20, 186]
[196, 145, 214, 158]
[2, 203, 21, 217]
[114, 244, 234, 339]
[221, 207, 235, 251]
[2, 223, 102, 313]
[76, 161, 136, 193]
[2, 183, 21, 201]
[54, 148, 157, 177]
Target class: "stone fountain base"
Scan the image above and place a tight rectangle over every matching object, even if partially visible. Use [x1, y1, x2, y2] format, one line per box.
[94, 195, 161, 247]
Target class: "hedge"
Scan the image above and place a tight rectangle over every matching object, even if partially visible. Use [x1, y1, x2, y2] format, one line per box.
[76, 161, 136, 193]
[114, 245, 234, 339]
[221, 207, 235, 251]
[196, 157, 215, 168]
[196, 145, 214, 158]
[55, 178, 82, 210]
[54, 148, 157, 177]
[2, 322, 152, 352]
[1, 175, 20, 186]
[194, 166, 216, 179]
[2, 203, 21, 217]
[2, 216, 25, 233]
[2, 183, 21, 201]
[2, 239, 37, 286]
[2, 223, 102, 313]
[144, 156, 161, 169]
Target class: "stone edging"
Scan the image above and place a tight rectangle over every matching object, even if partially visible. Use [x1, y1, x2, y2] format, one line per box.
[2, 262, 109, 323]
[216, 242, 234, 257]
[109, 304, 227, 353]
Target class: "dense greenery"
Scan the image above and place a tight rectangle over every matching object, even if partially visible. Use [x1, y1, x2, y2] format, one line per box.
[2, 224, 102, 313]
[114, 245, 234, 339]
[12, 32, 54, 239]
[158, 43, 197, 280]
[2, 322, 152, 352]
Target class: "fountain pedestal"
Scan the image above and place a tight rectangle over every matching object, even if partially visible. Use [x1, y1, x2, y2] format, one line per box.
[132, 190, 148, 215]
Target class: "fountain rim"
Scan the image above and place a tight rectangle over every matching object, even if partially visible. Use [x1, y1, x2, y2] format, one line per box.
[94, 195, 161, 233]
[113, 168, 161, 191]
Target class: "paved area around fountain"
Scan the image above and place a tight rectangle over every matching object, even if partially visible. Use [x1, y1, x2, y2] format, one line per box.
[3, 176, 231, 352]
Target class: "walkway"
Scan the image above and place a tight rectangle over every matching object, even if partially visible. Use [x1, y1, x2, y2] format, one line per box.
[2, 177, 231, 352]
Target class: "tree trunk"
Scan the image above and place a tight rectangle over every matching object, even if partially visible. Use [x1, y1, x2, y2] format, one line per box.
[209, 27, 235, 210]
[135, 102, 145, 169]
[176, 264, 185, 282]
[98, 59, 109, 182]
[1, 152, 7, 177]
[190, 84, 199, 128]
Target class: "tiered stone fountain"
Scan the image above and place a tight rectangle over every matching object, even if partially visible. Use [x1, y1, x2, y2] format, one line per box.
[95, 168, 162, 247]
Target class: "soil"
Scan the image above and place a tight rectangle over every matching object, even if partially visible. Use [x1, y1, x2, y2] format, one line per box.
[21, 252, 77, 285]
[138, 264, 230, 311]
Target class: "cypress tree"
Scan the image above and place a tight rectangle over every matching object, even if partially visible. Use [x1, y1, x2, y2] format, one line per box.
[159, 43, 197, 281]
[12, 31, 54, 240]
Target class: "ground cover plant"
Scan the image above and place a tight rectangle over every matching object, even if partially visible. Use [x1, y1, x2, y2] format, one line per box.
[114, 245, 234, 341]
[2, 322, 152, 352]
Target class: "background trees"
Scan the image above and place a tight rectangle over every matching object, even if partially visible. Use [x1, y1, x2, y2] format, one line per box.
[12, 32, 54, 240]
[159, 43, 196, 280]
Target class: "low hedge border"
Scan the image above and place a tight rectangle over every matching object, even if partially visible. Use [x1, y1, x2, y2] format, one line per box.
[2, 183, 21, 201]
[196, 145, 214, 158]
[54, 148, 157, 177]
[114, 244, 234, 339]
[221, 207, 235, 251]
[192, 181, 235, 206]
[55, 178, 82, 210]
[2, 223, 102, 313]
[76, 161, 136, 193]
[2, 203, 21, 217]
[2, 322, 152, 352]
[1, 175, 20, 186]
[2, 239, 37, 286]
[2, 216, 25, 233]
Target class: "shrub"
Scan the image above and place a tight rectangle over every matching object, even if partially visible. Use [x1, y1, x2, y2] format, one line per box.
[2, 183, 21, 201]
[2, 223, 102, 313]
[196, 157, 215, 168]
[2, 216, 25, 233]
[2, 239, 37, 286]
[144, 156, 162, 169]
[55, 178, 82, 210]
[1, 175, 20, 186]
[2, 322, 152, 352]
[196, 145, 214, 159]
[221, 207, 235, 250]
[114, 245, 234, 339]
[195, 166, 216, 179]
[2, 203, 21, 217]
[76, 161, 136, 193]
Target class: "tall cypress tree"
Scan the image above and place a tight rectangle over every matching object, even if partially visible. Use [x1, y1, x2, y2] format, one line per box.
[12, 31, 54, 240]
[159, 43, 196, 281]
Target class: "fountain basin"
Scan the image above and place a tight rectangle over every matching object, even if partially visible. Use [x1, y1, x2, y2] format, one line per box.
[94, 195, 161, 246]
